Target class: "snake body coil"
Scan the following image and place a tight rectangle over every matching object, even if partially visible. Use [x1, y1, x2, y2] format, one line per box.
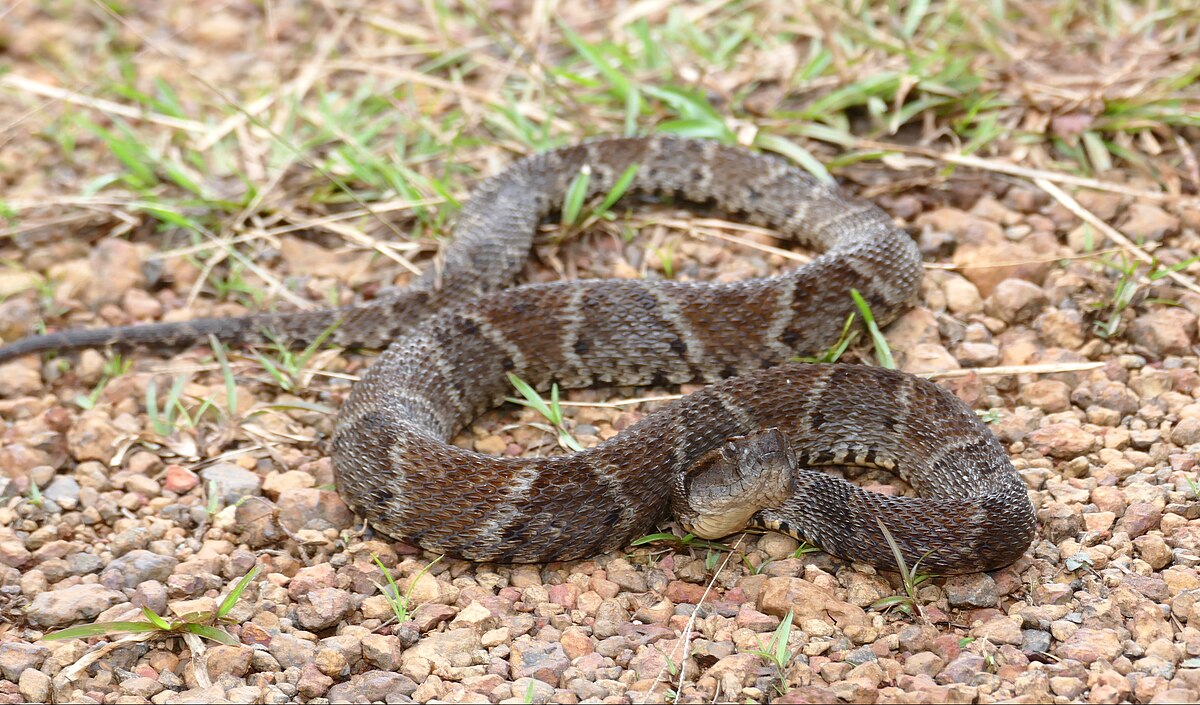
[0, 137, 1036, 572]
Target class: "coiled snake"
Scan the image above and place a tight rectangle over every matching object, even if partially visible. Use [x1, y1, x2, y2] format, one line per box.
[0, 136, 1036, 573]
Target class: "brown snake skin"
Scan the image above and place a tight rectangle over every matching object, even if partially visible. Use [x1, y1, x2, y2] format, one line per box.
[0, 136, 1037, 573]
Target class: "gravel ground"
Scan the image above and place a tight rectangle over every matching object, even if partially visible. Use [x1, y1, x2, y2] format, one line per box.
[2, 168, 1200, 705]
[2, 3, 1200, 705]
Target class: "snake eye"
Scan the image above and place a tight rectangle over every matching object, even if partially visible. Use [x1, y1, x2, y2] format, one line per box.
[721, 441, 738, 460]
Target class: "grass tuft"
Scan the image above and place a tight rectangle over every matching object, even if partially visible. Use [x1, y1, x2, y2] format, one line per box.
[371, 554, 444, 625]
[745, 608, 798, 695]
[630, 531, 733, 554]
[505, 372, 584, 452]
[1090, 253, 1200, 338]
[42, 565, 261, 645]
[75, 354, 133, 410]
[251, 320, 342, 393]
[868, 518, 935, 622]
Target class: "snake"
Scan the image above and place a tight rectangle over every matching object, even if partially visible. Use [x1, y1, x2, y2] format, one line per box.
[0, 136, 1037, 573]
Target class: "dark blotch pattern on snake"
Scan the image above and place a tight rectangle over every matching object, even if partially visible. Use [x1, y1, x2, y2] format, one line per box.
[0, 136, 1037, 573]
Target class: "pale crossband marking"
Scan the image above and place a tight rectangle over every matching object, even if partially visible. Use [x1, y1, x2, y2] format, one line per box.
[763, 279, 799, 362]
[558, 286, 592, 384]
[647, 286, 714, 381]
[457, 311, 529, 377]
[471, 464, 544, 555]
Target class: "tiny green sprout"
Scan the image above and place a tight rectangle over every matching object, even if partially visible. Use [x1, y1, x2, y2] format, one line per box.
[26, 476, 43, 508]
[656, 646, 679, 676]
[1091, 254, 1199, 339]
[371, 553, 444, 624]
[74, 353, 134, 410]
[1184, 474, 1200, 500]
[252, 319, 342, 393]
[209, 264, 262, 308]
[653, 239, 678, 279]
[205, 479, 221, 518]
[209, 335, 240, 421]
[747, 553, 772, 575]
[754, 133, 833, 184]
[977, 409, 1002, 424]
[559, 162, 640, 232]
[630, 531, 732, 553]
[595, 163, 640, 217]
[145, 374, 191, 436]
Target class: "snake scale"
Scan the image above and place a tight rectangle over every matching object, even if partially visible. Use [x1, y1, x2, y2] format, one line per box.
[0, 136, 1037, 573]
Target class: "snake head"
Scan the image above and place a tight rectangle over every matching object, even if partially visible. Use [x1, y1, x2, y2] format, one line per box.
[672, 427, 799, 539]
[717, 427, 796, 476]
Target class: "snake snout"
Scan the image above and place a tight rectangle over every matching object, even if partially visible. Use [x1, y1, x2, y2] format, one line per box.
[737, 428, 798, 495]
[672, 427, 801, 539]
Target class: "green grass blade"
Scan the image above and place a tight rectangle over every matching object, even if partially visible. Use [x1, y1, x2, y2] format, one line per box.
[559, 22, 633, 102]
[295, 319, 343, 369]
[562, 165, 591, 226]
[145, 378, 162, 433]
[402, 555, 444, 613]
[42, 622, 161, 640]
[773, 609, 794, 664]
[557, 429, 585, 453]
[874, 516, 910, 577]
[624, 88, 642, 137]
[902, 0, 932, 37]
[371, 553, 406, 621]
[597, 163, 641, 213]
[77, 117, 155, 186]
[217, 565, 262, 619]
[850, 289, 895, 369]
[133, 203, 208, 234]
[251, 351, 290, 391]
[754, 133, 832, 184]
[630, 532, 684, 546]
[870, 595, 914, 609]
[179, 623, 239, 645]
[164, 375, 189, 422]
[209, 335, 239, 419]
[142, 607, 171, 631]
[505, 373, 555, 420]
[656, 118, 732, 141]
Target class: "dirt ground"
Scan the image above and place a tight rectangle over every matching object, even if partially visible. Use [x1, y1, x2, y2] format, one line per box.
[1, 1, 1200, 704]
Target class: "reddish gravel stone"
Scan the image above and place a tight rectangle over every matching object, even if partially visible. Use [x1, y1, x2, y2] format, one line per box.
[288, 563, 337, 600]
[1058, 628, 1122, 664]
[276, 488, 354, 531]
[665, 580, 708, 604]
[1130, 308, 1198, 357]
[1027, 423, 1098, 458]
[547, 583, 579, 609]
[163, 465, 200, 493]
[1120, 502, 1164, 538]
